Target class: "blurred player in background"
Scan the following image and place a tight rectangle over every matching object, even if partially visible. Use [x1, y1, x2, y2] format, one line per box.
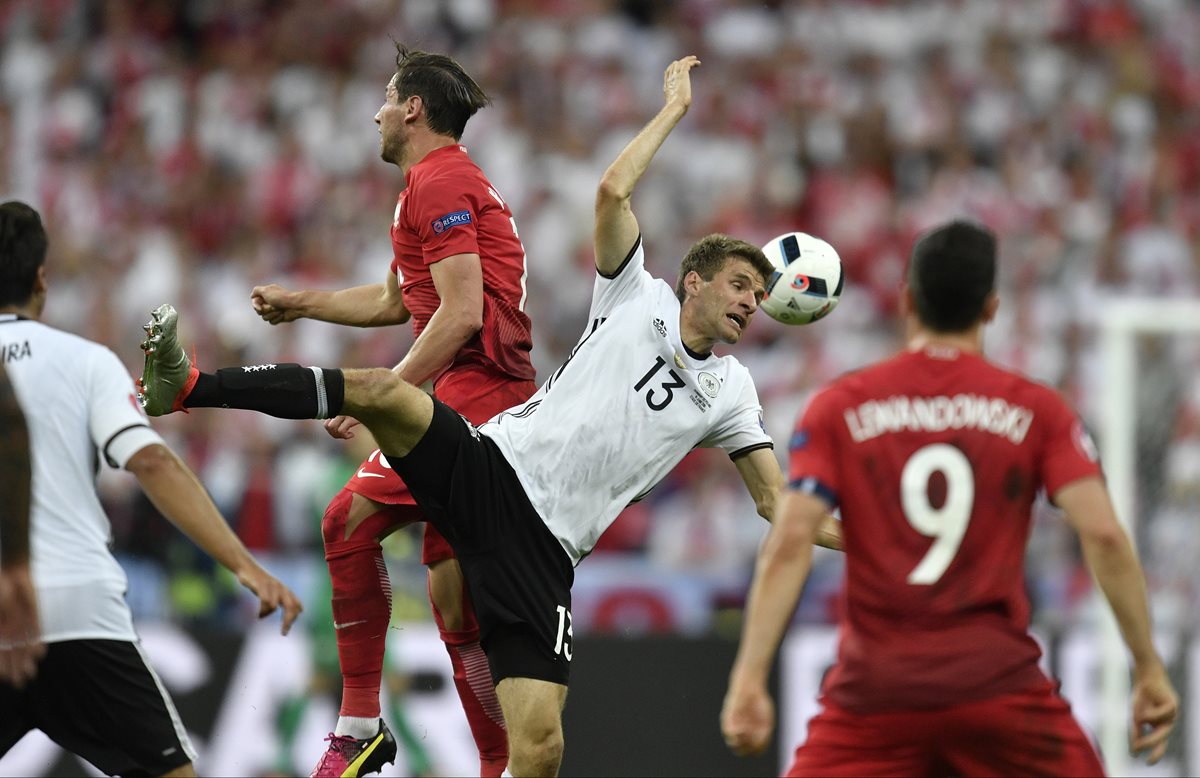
[0, 201, 303, 777]
[721, 220, 1179, 775]
[0, 359, 41, 688]
[250, 45, 531, 778]
[136, 55, 841, 777]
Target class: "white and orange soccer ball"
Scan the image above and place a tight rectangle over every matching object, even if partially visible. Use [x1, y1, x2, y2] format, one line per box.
[759, 231, 843, 325]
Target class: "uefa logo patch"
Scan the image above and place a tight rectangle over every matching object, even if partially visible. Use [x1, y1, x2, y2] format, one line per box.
[432, 210, 472, 234]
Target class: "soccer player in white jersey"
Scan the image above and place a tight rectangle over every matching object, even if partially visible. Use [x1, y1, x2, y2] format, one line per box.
[136, 56, 841, 777]
[0, 201, 304, 777]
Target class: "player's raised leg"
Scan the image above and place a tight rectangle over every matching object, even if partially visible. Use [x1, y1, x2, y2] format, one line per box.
[137, 304, 432, 458]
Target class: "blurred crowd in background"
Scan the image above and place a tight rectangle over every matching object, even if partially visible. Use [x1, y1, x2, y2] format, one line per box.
[2, 0, 1198, 638]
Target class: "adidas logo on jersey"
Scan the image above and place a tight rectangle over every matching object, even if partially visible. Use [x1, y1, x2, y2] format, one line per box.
[653, 318, 667, 338]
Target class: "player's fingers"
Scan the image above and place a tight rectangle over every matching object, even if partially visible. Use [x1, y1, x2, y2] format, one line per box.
[0, 650, 15, 686]
[14, 646, 38, 687]
[1, 643, 38, 688]
[1131, 721, 1172, 754]
[279, 593, 303, 636]
[725, 729, 767, 757]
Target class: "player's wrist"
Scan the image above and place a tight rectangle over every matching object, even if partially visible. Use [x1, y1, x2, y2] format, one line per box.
[1132, 656, 1168, 681]
[728, 664, 769, 694]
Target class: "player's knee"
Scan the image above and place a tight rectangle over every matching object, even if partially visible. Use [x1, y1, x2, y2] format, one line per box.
[320, 491, 353, 547]
[345, 368, 405, 409]
[508, 721, 563, 776]
[429, 560, 467, 632]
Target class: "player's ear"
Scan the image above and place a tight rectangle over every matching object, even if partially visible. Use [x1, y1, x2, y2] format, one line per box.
[682, 269, 704, 300]
[982, 291, 1000, 323]
[404, 94, 423, 125]
[899, 284, 914, 318]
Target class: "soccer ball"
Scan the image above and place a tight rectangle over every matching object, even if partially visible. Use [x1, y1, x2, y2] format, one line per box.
[759, 231, 843, 325]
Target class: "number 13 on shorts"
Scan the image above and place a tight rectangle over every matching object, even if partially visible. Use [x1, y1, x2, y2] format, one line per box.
[554, 605, 573, 660]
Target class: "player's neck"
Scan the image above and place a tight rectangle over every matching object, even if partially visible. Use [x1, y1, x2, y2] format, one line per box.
[907, 328, 984, 355]
[400, 134, 459, 175]
[0, 300, 40, 321]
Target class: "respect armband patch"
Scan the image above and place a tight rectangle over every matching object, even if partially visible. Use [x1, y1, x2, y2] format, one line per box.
[431, 210, 472, 234]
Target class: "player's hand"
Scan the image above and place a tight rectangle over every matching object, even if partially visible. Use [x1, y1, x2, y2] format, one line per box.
[663, 55, 700, 113]
[721, 683, 775, 757]
[0, 564, 44, 688]
[1130, 662, 1178, 764]
[235, 565, 303, 636]
[324, 415, 361, 440]
[250, 284, 303, 325]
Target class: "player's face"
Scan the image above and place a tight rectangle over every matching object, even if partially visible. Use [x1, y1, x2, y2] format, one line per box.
[374, 77, 406, 164]
[702, 257, 765, 344]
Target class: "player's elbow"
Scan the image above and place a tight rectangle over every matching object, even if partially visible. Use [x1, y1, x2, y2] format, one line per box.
[595, 174, 631, 210]
[753, 494, 775, 523]
[1080, 521, 1131, 557]
[124, 443, 178, 480]
[454, 304, 483, 337]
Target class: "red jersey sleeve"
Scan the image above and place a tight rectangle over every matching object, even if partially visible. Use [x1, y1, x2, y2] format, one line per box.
[787, 386, 842, 507]
[1037, 389, 1103, 497]
[411, 173, 482, 265]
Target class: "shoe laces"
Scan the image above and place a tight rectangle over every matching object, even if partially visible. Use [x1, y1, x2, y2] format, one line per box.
[322, 733, 359, 756]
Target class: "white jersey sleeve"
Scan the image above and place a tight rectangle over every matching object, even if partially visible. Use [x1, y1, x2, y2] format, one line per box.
[589, 236, 652, 322]
[699, 368, 773, 458]
[87, 346, 163, 469]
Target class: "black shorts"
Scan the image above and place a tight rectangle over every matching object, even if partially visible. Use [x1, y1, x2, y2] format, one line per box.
[0, 638, 195, 776]
[388, 398, 575, 686]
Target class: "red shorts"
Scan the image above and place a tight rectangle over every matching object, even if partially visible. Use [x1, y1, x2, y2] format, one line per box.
[786, 679, 1104, 777]
[342, 363, 537, 564]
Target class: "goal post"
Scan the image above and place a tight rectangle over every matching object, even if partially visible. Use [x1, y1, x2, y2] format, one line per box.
[1097, 297, 1200, 775]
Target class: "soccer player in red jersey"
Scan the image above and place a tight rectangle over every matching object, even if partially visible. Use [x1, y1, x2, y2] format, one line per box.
[251, 47, 531, 778]
[0, 359, 41, 688]
[721, 221, 1179, 775]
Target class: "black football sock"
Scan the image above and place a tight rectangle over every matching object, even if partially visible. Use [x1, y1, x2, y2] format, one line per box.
[184, 364, 345, 419]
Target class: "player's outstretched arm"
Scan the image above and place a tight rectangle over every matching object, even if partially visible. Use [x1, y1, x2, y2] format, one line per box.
[733, 449, 843, 550]
[1055, 476, 1179, 765]
[126, 443, 303, 635]
[593, 55, 700, 275]
[722, 488, 827, 756]
[0, 363, 43, 687]
[251, 266, 410, 327]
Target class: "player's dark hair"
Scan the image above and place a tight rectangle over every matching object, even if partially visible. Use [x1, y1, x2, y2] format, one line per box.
[0, 202, 48, 307]
[393, 45, 490, 140]
[675, 234, 775, 302]
[907, 220, 997, 332]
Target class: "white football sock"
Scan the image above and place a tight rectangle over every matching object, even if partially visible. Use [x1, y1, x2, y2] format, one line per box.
[334, 715, 379, 740]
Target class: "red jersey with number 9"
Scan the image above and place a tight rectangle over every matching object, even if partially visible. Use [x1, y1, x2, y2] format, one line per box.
[390, 144, 534, 381]
[788, 346, 1102, 712]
